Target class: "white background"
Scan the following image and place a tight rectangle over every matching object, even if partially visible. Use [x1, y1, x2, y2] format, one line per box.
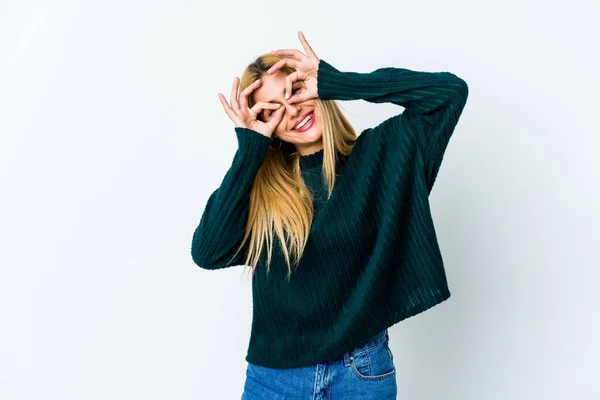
[1, 1, 599, 399]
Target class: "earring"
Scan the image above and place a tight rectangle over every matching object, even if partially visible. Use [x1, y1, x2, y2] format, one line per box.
[269, 136, 282, 150]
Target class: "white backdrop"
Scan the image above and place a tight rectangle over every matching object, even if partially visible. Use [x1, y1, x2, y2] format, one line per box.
[1, 1, 599, 399]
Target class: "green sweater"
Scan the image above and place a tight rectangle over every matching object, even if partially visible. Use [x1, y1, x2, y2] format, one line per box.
[191, 58, 468, 368]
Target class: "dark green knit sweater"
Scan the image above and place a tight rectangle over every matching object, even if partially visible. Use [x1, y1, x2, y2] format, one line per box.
[191, 58, 468, 368]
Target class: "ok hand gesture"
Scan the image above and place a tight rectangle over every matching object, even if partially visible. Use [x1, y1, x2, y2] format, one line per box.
[267, 31, 320, 104]
[217, 77, 285, 138]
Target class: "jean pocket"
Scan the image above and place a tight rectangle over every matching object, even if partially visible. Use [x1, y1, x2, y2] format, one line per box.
[349, 333, 396, 381]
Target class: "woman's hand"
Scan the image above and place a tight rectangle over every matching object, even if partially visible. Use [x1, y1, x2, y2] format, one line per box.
[217, 77, 285, 137]
[267, 31, 320, 104]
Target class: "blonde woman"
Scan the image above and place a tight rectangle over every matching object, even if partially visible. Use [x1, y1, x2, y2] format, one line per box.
[191, 31, 469, 399]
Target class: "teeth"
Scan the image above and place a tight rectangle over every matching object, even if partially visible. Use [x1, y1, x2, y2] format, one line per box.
[294, 114, 311, 130]
[294, 113, 313, 130]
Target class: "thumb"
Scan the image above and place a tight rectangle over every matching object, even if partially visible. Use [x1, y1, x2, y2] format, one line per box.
[267, 106, 285, 132]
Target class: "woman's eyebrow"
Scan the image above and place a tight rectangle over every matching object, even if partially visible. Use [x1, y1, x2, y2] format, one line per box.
[267, 87, 285, 104]
[266, 83, 300, 103]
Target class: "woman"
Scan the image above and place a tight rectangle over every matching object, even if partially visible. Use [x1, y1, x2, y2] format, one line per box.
[191, 31, 468, 399]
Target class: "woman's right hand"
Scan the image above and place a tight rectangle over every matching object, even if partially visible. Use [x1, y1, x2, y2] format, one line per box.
[217, 77, 285, 138]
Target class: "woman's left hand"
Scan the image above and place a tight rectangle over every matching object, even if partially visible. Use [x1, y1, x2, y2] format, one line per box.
[267, 31, 320, 104]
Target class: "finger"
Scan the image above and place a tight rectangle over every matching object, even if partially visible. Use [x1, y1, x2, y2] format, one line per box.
[298, 31, 318, 60]
[266, 57, 298, 75]
[267, 106, 285, 130]
[287, 91, 306, 104]
[218, 93, 239, 124]
[230, 77, 240, 112]
[270, 48, 304, 61]
[284, 71, 299, 99]
[250, 101, 281, 116]
[239, 78, 262, 110]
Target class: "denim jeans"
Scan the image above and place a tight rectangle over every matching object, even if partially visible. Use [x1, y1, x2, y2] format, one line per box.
[241, 328, 396, 399]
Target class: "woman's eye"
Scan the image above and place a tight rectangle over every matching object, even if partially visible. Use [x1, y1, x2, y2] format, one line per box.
[265, 87, 302, 118]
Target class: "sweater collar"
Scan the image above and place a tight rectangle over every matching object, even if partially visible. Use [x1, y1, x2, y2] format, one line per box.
[299, 148, 325, 170]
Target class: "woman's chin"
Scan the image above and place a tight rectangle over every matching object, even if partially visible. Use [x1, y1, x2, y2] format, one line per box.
[289, 132, 322, 146]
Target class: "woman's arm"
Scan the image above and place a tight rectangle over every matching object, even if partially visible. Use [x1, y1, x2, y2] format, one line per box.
[317, 59, 469, 193]
[191, 127, 272, 269]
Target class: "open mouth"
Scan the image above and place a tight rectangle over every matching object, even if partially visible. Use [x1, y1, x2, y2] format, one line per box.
[292, 112, 315, 132]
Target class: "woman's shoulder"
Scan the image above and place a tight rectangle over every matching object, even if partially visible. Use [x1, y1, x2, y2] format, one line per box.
[354, 113, 419, 153]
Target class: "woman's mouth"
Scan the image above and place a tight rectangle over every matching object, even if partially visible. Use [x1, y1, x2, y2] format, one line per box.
[292, 112, 315, 132]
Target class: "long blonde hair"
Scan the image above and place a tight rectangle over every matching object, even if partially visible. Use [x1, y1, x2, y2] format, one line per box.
[232, 54, 357, 281]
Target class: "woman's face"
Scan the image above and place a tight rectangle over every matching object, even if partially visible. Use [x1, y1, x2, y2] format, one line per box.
[252, 70, 323, 155]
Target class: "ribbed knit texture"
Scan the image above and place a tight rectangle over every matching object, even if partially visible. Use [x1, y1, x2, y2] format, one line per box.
[191, 59, 468, 368]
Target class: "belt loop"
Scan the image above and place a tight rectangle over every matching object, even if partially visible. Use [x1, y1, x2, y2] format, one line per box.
[343, 350, 352, 366]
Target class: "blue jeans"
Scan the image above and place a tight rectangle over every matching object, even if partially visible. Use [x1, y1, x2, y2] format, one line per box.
[241, 329, 396, 399]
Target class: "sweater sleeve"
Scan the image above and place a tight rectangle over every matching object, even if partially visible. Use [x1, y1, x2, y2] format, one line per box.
[191, 127, 273, 269]
[316, 58, 469, 193]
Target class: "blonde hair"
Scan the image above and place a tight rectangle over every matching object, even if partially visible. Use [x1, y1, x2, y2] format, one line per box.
[232, 54, 357, 281]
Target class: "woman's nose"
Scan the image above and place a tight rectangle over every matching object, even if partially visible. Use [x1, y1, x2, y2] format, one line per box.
[285, 102, 301, 117]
